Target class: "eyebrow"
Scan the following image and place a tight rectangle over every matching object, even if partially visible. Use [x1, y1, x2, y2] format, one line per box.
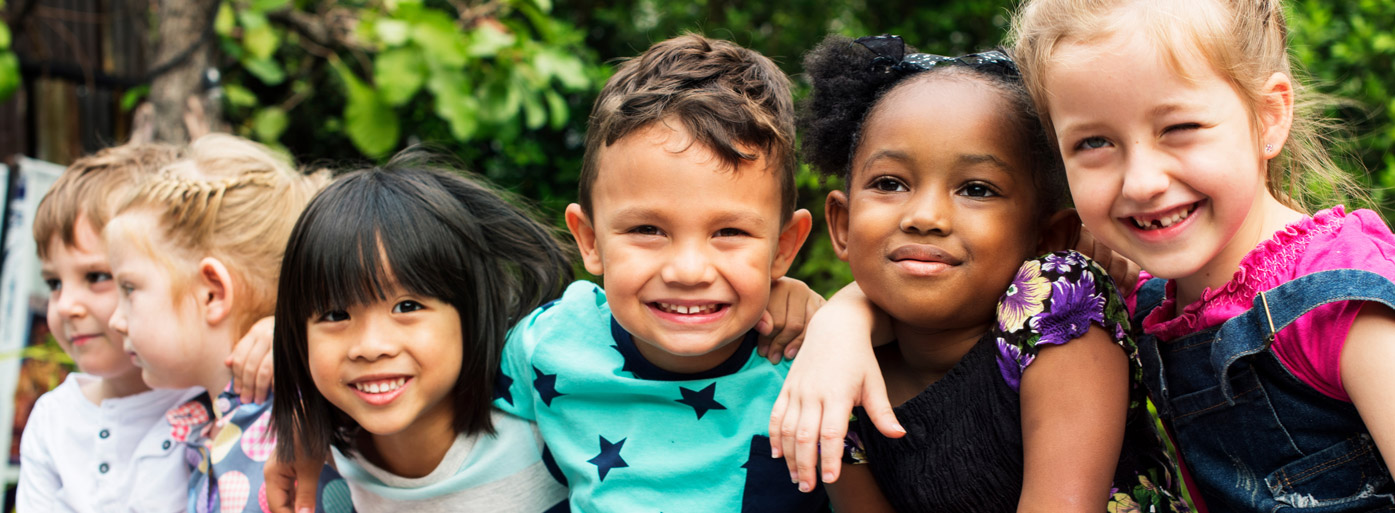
[859, 149, 914, 171]
[609, 207, 768, 227]
[958, 153, 1011, 171]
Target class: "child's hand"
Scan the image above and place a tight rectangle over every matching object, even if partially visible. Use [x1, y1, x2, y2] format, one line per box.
[757, 277, 827, 364]
[226, 316, 275, 404]
[264, 448, 324, 513]
[768, 282, 903, 493]
[1074, 228, 1141, 296]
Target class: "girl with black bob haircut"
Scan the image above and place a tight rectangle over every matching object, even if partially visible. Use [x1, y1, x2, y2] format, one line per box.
[271, 150, 571, 511]
[770, 35, 1190, 511]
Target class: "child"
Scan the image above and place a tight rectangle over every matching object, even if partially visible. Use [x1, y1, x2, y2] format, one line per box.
[102, 134, 351, 513]
[789, 34, 1186, 512]
[490, 34, 820, 511]
[777, 1, 1395, 510]
[20, 143, 200, 513]
[270, 156, 572, 511]
[1010, 0, 1395, 509]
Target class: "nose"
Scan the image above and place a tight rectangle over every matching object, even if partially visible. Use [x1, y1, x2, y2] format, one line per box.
[900, 189, 952, 235]
[108, 302, 128, 336]
[55, 286, 88, 320]
[660, 238, 717, 287]
[1120, 145, 1170, 204]
[347, 316, 401, 362]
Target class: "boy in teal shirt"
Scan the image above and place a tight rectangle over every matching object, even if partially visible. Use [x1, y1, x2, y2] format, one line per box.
[492, 34, 819, 511]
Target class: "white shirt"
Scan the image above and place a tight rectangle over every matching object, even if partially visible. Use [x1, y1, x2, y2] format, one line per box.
[17, 373, 201, 513]
[332, 410, 567, 513]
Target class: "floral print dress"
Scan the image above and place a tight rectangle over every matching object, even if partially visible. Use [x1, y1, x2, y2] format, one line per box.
[843, 251, 1191, 512]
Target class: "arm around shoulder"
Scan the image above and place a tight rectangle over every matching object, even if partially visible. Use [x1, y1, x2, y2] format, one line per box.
[1340, 302, 1395, 473]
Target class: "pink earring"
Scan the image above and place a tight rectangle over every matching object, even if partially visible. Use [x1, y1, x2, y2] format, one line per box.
[1264, 143, 1274, 153]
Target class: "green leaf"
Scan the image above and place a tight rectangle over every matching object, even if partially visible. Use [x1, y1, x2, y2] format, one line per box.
[214, 2, 236, 37]
[238, 10, 269, 30]
[0, 52, 16, 101]
[535, 49, 588, 90]
[411, 11, 468, 68]
[374, 48, 425, 106]
[120, 85, 150, 111]
[478, 74, 521, 124]
[544, 89, 568, 130]
[0, 16, 12, 49]
[224, 83, 257, 108]
[333, 59, 399, 157]
[241, 57, 285, 85]
[250, 0, 290, 11]
[521, 90, 546, 129]
[242, 21, 280, 60]
[466, 23, 517, 57]
[252, 107, 289, 142]
[375, 19, 411, 47]
[426, 68, 479, 140]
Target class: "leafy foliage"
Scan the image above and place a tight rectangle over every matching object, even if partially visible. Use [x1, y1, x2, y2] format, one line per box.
[0, 0, 17, 101]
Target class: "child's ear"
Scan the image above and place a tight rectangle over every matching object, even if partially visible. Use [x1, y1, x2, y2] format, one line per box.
[197, 257, 235, 326]
[770, 209, 813, 279]
[1259, 72, 1294, 160]
[565, 203, 605, 276]
[1037, 208, 1083, 255]
[825, 190, 852, 262]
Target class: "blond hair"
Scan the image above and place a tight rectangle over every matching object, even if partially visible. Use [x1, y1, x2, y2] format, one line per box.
[1010, 0, 1366, 213]
[33, 143, 182, 257]
[110, 134, 329, 334]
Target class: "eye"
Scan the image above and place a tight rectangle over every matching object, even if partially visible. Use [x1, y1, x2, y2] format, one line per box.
[393, 300, 424, 313]
[1076, 137, 1110, 151]
[86, 271, 112, 284]
[1164, 123, 1201, 134]
[318, 309, 349, 322]
[627, 225, 663, 236]
[44, 279, 61, 292]
[870, 176, 908, 192]
[715, 228, 749, 237]
[118, 282, 135, 296]
[958, 182, 999, 198]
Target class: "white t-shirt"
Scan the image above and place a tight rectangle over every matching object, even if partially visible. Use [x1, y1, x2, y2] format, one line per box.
[332, 410, 566, 513]
[17, 373, 201, 513]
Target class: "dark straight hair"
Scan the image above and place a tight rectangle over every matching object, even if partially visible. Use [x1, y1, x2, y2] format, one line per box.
[272, 151, 573, 461]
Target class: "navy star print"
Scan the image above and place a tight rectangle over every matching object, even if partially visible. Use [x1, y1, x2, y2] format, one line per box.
[676, 383, 726, 420]
[493, 371, 514, 406]
[533, 366, 564, 406]
[588, 436, 629, 481]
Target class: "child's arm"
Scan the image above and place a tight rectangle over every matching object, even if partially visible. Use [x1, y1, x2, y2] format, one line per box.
[769, 282, 902, 492]
[825, 464, 896, 513]
[226, 316, 275, 404]
[264, 444, 326, 513]
[1340, 302, 1395, 472]
[756, 276, 827, 364]
[1018, 325, 1128, 512]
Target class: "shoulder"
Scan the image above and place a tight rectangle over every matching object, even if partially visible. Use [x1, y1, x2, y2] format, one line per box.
[1295, 207, 1395, 280]
[513, 280, 608, 335]
[994, 251, 1132, 386]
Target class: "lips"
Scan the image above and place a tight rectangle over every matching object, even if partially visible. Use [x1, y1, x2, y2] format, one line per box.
[1126, 201, 1200, 231]
[648, 300, 730, 324]
[348, 375, 412, 406]
[68, 333, 102, 347]
[888, 244, 963, 277]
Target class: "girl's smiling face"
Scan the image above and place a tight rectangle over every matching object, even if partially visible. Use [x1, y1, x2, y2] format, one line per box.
[1044, 30, 1289, 297]
[828, 75, 1044, 330]
[306, 282, 462, 445]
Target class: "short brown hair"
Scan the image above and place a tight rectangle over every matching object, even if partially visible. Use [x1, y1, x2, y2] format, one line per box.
[33, 143, 182, 257]
[579, 34, 797, 221]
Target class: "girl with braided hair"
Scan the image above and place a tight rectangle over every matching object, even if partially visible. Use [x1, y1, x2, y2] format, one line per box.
[775, 35, 1188, 512]
[102, 134, 351, 513]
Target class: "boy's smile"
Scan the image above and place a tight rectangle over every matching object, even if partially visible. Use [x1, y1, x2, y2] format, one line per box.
[568, 120, 810, 374]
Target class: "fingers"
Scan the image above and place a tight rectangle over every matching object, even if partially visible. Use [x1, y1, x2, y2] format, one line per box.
[759, 287, 792, 362]
[862, 376, 905, 439]
[793, 401, 823, 492]
[817, 397, 852, 484]
[232, 317, 275, 404]
[769, 389, 790, 458]
[264, 455, 297, 513]
[293, 458, 324, 513]
[226, 338, 254, 401]
[252, 349, 274, 404]
[785, 292, 826, 360]
[756, 310, 775, 361]
[779, 397, 802, 482]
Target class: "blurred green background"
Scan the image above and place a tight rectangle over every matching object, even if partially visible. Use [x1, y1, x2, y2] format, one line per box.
[4, 0, 1393, 295]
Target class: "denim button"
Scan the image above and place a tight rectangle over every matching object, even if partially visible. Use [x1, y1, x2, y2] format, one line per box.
[99, 429, 110, 439]
[162, 440, 172, 450]
[98, 463, 109, 473]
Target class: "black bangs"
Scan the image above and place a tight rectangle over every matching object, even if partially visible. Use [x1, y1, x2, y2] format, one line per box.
[281, 170, 477, 322]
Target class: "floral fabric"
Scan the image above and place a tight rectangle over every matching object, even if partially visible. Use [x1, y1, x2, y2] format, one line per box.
[843, 251, 1190, 512]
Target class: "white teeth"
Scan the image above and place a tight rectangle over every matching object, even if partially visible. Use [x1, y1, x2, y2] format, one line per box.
[1131, 204, 1196, 230]
[656, 302, 719, 315]
[354, 377, 406, 394]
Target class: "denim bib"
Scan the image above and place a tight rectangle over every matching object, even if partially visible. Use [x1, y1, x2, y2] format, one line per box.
[1134, 270, 1395, 511]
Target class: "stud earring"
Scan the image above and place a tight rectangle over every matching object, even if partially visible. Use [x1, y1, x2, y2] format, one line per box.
[1264, 143, 1274, 153]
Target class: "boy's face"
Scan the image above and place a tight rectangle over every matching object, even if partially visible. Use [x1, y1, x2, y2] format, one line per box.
[39, 217, 142, 380]
[567, 122, 810, 374]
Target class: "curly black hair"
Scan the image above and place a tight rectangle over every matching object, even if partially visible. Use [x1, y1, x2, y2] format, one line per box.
[797, 34, 1067, 214]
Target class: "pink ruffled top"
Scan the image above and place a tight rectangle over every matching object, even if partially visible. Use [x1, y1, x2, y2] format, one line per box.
[1140, 206, 1395, 401]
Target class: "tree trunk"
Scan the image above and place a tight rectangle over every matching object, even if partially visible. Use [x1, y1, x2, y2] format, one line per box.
[147, 0, 219, 144]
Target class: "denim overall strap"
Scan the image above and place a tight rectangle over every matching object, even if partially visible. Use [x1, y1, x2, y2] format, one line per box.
[1212, 269, 1395, 401]
[1132, 278, 1170, 414]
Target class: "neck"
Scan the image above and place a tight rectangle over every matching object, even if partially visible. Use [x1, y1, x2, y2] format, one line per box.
[890, 320, 988, 382]
[364, 408, 459, 479]
[1175, 193, 1306, 308]
[83, 366, 153, 404]
[633, 334, 745, 374]
[199, 324, 238, 396]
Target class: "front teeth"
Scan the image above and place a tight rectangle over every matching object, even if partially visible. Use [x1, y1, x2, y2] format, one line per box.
[353, 377, 406, 394]
[1131, 204, 1196, 230]
[656, 302, 719, 315]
